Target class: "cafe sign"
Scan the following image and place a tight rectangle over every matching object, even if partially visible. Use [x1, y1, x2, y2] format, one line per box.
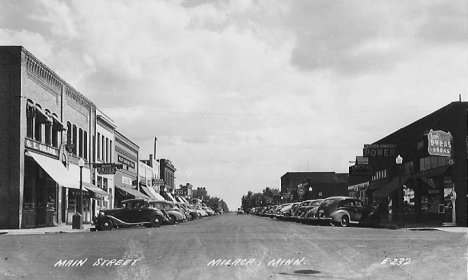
[428, 129, 452, 157]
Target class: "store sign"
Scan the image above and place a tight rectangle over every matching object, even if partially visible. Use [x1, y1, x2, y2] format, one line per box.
[122, 176, 132, 185]
[152, 178, 165, 186]
[363, 144, 397, 157]
[349, 164, 373, 176]
[428, 129, 452, 157]
[118, 155, 135, 169]
[25, 139, 59, 157]
[94, 163, 123, 175]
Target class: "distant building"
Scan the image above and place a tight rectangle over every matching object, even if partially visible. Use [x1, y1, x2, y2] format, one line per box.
[280, 172, 348, 202]
[159, 159, 176, 201]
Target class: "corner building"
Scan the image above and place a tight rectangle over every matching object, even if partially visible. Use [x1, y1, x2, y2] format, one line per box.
[365, 102, 467, 227]
[0, 46, 101, 229]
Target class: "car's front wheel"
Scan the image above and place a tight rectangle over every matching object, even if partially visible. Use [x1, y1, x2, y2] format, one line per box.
[168, 215, 177, 225]
[150, 215, 163, 228]
[340, 216, 350, 227]
[99, 218, 113, 231]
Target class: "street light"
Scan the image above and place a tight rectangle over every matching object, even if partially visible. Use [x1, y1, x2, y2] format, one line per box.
[395, 155, 404, 227]
[78, 158, 84, 215]
[72, 158, 85, 229]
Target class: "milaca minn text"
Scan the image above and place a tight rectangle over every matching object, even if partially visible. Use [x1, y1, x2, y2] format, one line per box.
[207, 257, 306, 267]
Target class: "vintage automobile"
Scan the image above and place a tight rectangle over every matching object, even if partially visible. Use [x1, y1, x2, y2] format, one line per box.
[94, 198, 168, 231]
[301, 199, 324, 224]
[237, 208, 244, 215]
[315, 196, 366, 227]
[292, 200, 315, 222]
[149, 200, 187, 224]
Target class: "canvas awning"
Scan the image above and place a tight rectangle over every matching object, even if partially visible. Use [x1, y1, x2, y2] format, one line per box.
[367, 178, 390, 191]
[26, 151, 80, 189]
[82, 182, 109, 199]
[166, 193, 176, 202]
[147, 187, 165, 201]
[140, 186, 160, 200]
[410, 166, 450, 180]
[373, 175, 410, 198]
[115, 185, 149, 199]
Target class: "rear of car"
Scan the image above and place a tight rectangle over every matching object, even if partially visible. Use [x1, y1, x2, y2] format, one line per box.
[302, 199, 324, 224]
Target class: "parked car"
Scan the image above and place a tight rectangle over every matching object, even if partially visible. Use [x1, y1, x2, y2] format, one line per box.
[301, 199, 324, 224]
[195, 205, 209, 217]
[94, 198, 168, 231]
[203, 206, 215, 216]
[176, 203, 198, 220]
[149, 200, 186, 224]
[275, 203, 293, 220]
[291, 200, 314, 222]
[315, 196, 366, 227]
[237, 208, 244, 215]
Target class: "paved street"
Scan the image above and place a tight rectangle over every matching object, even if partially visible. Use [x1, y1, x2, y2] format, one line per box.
[0, 214, 466, 280]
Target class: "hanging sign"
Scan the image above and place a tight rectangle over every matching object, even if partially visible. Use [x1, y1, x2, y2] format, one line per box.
[428, 129, 452, 157]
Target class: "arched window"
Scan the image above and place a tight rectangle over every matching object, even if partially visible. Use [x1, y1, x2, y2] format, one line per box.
[26, 100, 35, 138]
[79, 128, 83, 157]
[72, 125, 77, 155]
[84, 131, 88, 160]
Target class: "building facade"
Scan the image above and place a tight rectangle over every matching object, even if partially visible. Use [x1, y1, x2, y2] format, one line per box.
[281, 172, 348, 203]
[0, 46, 102, 229]
[113, 130, 147, 207]
[159, 159, 176, 201]
[361, 102, 468, 227]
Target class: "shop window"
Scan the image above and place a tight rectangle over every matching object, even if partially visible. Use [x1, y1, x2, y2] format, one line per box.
[101, 135, 105, 162]
[103, 177, 108, 192]
[106, 138, 109, 163]
[78, 128, 83, 157]
[97, 133, 101, 160]
[72, 125, 77, 155]
[420, 156, 448, 171]
[97, 176, 103, 190]
[84, 131, 88, 160]
[109, 140, 113, 163]
[67, 122, 72, 145]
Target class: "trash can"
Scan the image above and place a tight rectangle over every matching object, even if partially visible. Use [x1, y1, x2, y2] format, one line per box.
[72, 212, 83, 229]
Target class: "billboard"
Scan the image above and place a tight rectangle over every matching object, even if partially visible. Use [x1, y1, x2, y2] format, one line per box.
[363, 144, 397, 157]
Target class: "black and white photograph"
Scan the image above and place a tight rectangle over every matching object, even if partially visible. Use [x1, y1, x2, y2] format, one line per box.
[0, 0, 467, 279]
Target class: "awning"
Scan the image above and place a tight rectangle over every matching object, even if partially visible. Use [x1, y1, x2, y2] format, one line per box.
[166, 193, 175, 202]
[140, 186, 158, 200]
[115, 185, 149, 199]
[348, 181, 370, 191]
[146, 187, 165, 201]
[26, 151, 80, 189]
[373, 175, 410, 198]
[82, 182, 109, 198]
[179, 197, 189, 204]
[367, 178, 390, 191]
[410, 166, 450, 180]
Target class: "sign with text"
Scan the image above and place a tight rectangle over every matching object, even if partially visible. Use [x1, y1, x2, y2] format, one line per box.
[349, 164, 373, 176]
[25, 138, 59, 158]
[428, 129, 452, 157]
[94, 163, 123, 175]
[117, 155, 135, 169]
[363, 144, 397, 157]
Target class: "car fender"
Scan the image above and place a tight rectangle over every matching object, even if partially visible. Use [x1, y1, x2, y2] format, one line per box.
[330, 210, 351, 223]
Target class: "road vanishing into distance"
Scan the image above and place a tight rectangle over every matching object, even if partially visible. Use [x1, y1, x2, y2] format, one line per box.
[0, 213, 466, 280]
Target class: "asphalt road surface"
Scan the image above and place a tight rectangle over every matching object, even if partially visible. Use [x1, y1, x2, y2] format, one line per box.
[0, 213, 467, 280]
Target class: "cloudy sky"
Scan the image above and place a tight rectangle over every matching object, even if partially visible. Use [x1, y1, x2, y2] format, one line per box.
[2, 0, 466, 210]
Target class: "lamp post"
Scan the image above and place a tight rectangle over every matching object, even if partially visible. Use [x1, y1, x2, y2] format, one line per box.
[72, 158, 85, 229]
[395, 155, 404, 227]
[78, 158, 84, 215]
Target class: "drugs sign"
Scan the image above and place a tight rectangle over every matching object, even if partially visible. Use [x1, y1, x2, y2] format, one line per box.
[428, 129, 452, 157]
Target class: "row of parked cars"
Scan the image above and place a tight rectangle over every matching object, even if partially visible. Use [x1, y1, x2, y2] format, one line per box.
[93, 198, 220, 231]
[248, 196, 381, 227]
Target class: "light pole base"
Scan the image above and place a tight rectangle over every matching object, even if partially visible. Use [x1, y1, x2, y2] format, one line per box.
[72, 213, 83, 229]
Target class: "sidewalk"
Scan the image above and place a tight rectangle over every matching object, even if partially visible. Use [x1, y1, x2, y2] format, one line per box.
[378, 220, 468, 233]
[0, 223, 93, 235]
